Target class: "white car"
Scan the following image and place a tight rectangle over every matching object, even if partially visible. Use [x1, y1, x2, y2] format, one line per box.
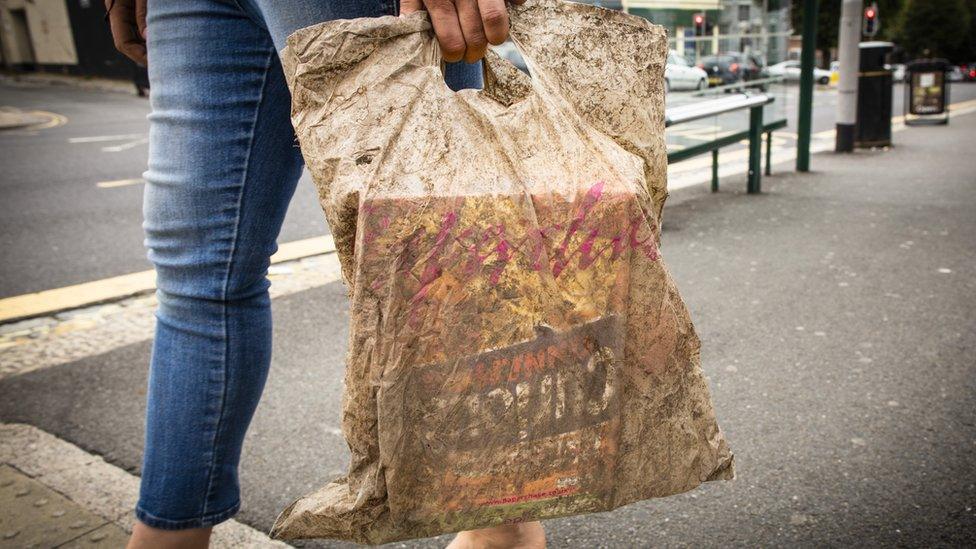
[767, 60, 831, 85]
[665, 50, 708, 91]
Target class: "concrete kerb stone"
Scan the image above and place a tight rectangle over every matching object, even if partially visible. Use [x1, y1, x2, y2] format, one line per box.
[0, 107, 48, 130]
[0, 72, 137, 95]
[0, 423, 290, 547]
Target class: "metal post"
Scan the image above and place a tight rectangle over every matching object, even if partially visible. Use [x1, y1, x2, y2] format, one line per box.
[761, 0, 770, 62]
[748, 105, 763, 193]
[796, 0, 818, 172]
[835, 0, 862, 151]
[765, 131, 773, 175]
[711, 149, 719, 192]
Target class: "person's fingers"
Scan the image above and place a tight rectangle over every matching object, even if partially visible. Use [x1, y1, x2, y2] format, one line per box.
[423, 0, 466, 63]
[136, 0, 148, 40]
[456, 0, 487, 63]
[106, 0, 146, 65]
[119, 38, 148, 66]
[399, 0, 423, 15]
[478, 0, 509, 45]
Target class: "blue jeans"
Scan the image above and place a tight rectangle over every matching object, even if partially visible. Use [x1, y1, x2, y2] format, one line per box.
[139, 0, 482, 530]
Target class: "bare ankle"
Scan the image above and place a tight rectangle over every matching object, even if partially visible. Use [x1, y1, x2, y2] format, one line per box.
[447, 521, 546, 549]
[127, 520, 212, 549]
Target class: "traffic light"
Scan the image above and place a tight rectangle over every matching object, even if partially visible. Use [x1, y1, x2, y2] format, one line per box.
[863, 2, 880, 37]
[694, 13, 705, 36]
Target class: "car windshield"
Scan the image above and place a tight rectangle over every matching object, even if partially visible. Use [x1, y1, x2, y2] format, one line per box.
[702, 56, 734, 65]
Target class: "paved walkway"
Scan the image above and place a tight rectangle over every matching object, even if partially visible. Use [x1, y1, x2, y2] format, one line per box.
[1, 111, 975, 547]
[0, 424, 286, 547]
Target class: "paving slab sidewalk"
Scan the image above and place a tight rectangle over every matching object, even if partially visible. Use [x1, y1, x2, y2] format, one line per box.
[0, 424, 288, 548]
[1, 114, 975, 548]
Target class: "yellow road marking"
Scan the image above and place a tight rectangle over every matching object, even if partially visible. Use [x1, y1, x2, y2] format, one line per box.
[0, 235, 337, 323]
[27, 110, 68, 130]
[97, 178, 145, 188]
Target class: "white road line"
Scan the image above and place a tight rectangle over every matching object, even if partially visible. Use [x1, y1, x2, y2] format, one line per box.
[0, 423, 290, 548]
[97, 178, 145, 188]
[69, 133, 147, 144]
[102, 136, 150, 152]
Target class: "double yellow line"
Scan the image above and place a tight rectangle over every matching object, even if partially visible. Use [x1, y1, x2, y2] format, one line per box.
[0, 235, 336, 324]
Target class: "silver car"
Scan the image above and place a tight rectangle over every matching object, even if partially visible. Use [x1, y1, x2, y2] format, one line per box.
[767, 60, 831, 85]
[665, 50, 708, 91]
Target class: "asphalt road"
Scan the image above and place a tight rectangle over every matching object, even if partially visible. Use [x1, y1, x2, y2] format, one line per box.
[0, 80, 327, 298]
[2, 110, 974, 547]
[4, 78, 974, 299]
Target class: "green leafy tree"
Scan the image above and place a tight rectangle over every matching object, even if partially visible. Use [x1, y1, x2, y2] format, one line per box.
[964, 0, 976, 60]
[791, 0, 839, 67]
[896, 0, 970, 59]
[873, 0, 905, 41]
[791, 0, 905, 65]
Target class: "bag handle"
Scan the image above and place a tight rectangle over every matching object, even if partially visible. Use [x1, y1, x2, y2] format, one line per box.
[500, 0, 671, 220]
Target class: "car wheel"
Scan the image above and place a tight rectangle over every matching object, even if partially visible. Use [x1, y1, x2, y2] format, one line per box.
[819, 76, 830, 85]
[697, 79, 707, 91]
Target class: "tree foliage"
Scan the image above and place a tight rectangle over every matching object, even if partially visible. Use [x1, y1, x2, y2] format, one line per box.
[896, 0, 972, 60]
[791, 0, 839, 65]
[790, 0, 976, 62]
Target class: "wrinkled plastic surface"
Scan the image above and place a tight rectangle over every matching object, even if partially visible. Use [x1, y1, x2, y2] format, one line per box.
[272, 1, 733, 543]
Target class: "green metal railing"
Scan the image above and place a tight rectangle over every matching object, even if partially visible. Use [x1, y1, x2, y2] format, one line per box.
[690, 75, 785, 97]
[665, 93, 787, 194]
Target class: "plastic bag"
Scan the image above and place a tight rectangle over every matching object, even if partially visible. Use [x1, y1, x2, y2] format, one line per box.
[272, 1, 733, 543]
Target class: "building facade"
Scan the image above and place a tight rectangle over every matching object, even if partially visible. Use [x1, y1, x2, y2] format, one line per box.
[1, 0, 134, 78]
[2, 0, 791, 79]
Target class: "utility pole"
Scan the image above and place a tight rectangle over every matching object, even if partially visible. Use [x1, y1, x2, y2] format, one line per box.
[835, 0, 863, 152]
[796, 0, 818, 172]
[761, 0, 770, 62]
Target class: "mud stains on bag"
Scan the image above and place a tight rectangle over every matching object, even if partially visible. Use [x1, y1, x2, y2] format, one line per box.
[272, 0, 733, 543]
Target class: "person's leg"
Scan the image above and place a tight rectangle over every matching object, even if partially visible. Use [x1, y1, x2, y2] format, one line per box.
[135, 0, 486, 545]
[132, 0, 304, 543]
[447, 522, 546, 549]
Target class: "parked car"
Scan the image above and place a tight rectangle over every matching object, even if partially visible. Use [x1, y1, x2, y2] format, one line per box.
[948, 65, 964, 82]
[665, 50, 708, 91]
[697, 52, 764, 87]
[766, 60, 831, 85]
[961, 63, 976, 82]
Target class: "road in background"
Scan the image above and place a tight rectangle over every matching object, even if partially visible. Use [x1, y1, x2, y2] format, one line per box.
[2, 79, 976, 299]
[666, 82, 976, 154]
[0, 80, 326, 298]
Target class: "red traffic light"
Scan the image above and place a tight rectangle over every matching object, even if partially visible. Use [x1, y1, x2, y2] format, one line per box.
[865, 7, 876, 19]
[694, 14, 704, 25]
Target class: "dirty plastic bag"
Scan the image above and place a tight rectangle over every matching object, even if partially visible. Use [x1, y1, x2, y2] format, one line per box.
[272, 0, 733, 543]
